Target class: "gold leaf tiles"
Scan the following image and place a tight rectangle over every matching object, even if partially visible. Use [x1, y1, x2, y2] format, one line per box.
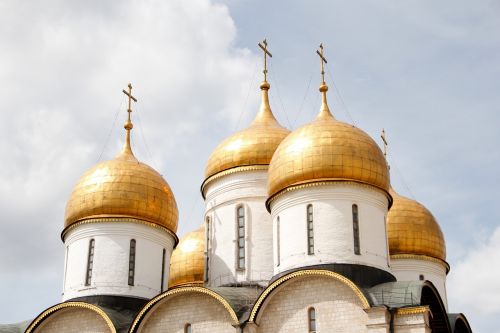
[64, 147, 178, 234]
[267, 108, 390, 198]
[387, 189, 446, 261]
[204, 85, 290, 181]
[169, 226, 205, 288]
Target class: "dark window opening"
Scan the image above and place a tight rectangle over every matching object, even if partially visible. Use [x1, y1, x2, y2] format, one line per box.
[308, 307, 316, 333]
[128, 239, 136, 286]
[352, 204, 360, 255]
[160, 248, 166, 292]
[236, 206, 245, 269]
[307, 205, 314, 255]
[205, 216, 210, 282]
[277, 216, 281, 266]
[85, 239, 95, 286]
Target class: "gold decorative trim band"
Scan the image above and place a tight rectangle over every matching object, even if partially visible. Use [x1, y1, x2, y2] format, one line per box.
[248, 269, 370, 323]
[61, 217, 179, 246]
[129, 286, 239, 332]
[201, 165, 269, 198]
[169, 281, 204, 289]
[266, 179, 392, 212]
[396, 306, 430, 315]
[25, 301, 116, 333]
[390, 254, 450, 273]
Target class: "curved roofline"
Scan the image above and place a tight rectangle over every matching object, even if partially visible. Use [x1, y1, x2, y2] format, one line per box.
[61, 217, 179, 246]
[248, 269, 370, 323]
[266, 179, 393, 212]
[367, 280, 451, 332]
[129, 286, 239, 332]
[200, 164, 269, 199]
[390, 254, 450, 273]
[25, 301, 116, 333]
[421, 281, 452, 332]
[449, 313, 473, 333]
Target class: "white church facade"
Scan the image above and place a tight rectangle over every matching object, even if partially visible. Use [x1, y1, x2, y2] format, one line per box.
[14, 43, 473, 333]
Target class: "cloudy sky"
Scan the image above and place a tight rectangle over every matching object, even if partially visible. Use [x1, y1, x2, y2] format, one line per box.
[0, 0, 499, 331]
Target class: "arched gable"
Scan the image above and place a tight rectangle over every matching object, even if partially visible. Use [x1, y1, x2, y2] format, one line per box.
[25, 301, 116, 333]
[368, 280, 451, 333]
[129, 286, 239, 332]
[448, 313, 472, 333]
[421, 283, 451, 333]
[249, 269, 370, 324]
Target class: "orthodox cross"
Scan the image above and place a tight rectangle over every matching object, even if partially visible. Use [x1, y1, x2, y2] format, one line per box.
[381, 129, 388, 158]
[316, 43, 328, 84]
[122, 83, 138, 123]
[258, 39, 273, 82]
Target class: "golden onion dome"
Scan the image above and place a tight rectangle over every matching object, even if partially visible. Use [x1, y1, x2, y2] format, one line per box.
[64, 86, 178, 238]
[169, 226, 205, 288]
[203, 81, 290, 190]
[267, 83, 390, 202]
[387, 188, 446, 262]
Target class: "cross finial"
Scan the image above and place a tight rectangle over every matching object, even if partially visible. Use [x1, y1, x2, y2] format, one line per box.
[316, 43, 328, 84]
[118, 83, 138, 158]
[258, 39, 273, 83]
[122, 83, 138, 130]
[381, 129, 388, 158]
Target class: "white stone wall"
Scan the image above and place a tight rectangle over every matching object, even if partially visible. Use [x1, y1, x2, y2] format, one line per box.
[63, 222, 176, 300]
[138, 292, 237, 333]
[255, 275, 369, 332]
[35, 307, 111, 333]
[270, 183, 391, 275]
[365, 307, 390, 333]
[394, 311, 431, 333]
[204, 170, 273, 287]
[390, 258, 448, 310]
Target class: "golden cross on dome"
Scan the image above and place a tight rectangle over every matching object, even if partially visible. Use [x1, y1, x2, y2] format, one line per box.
[258, 39, 273, 82]
[316, 43, 328, 84]
[381, 129, 388, 158]
[122, 83, 138, 127]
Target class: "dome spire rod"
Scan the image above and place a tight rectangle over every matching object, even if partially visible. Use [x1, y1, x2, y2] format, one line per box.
[316, 43, 332, 119]
[258, 39, 272, 83]
[121, 83, 138, 157]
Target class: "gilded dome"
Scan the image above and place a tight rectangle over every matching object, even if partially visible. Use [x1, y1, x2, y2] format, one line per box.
[169, 226, 205, 288]
[267, 84, 390, 200]
[64, 111, 178, 236]
[203, 82, 290, 185]
[387, 189, 446, 262]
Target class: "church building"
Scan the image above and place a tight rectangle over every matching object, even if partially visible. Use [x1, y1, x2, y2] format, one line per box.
[20, 42, 473, 333]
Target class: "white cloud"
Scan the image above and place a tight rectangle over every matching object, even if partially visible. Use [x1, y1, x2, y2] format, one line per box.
[1, 0, 499, 329]
[0, 0, 257, 322]
[448, 227, 500, 331]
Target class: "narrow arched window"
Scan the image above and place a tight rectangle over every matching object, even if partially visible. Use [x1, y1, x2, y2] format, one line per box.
[128, 239, 136, 286]
[160, 248, 166, 292]
[419, 274, 425, 281]
[63, 246, 69, 284]
[85, 239, 95, 286]
[185, 323, 192, 333]
[204, 216, 210, 282]
[276, 216, 281, 266]
[352, 204, 360, 255]
[308, 307, 316, 333]
[307, 204, 314, 255]
[236, 206, 245, 270]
